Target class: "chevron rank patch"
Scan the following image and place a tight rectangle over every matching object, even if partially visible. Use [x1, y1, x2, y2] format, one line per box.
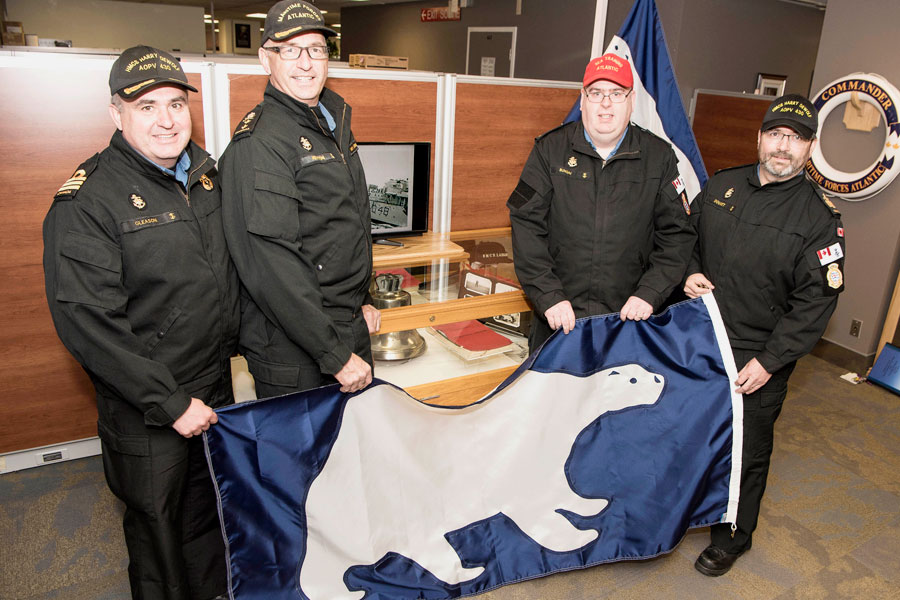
[55, 158, 98, 199]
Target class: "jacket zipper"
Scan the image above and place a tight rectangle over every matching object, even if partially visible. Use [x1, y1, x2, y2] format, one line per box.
[180, 156, 209, 206]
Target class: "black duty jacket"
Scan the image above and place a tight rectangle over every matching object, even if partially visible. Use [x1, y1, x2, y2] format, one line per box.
[43, 131, 240, 427]
[219, 84, 372, 379]
[508, 121, 695, 318]
[687, 164, 846, 373]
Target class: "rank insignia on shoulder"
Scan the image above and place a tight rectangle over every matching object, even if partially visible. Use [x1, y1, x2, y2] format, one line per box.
[55, 158, 98, 200]
[130, 193, 146, 210]
[724, 187, 734, 198]
[821, 192, 841, 215]
[826, 263, 843, 289]
[232, 109, 260, 140]
[200, 174, 214, 191]
[567, 156, 578, 168]
[300, 136, 313, 151]
[349, 141, 358, 153]
[56, 169, 88, 197]
[54, 156, 99, 200]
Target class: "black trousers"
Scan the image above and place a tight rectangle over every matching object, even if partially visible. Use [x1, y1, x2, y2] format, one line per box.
[99, 376, 232, 600]
[253, 313, 373, 399]
[710, 347, 796, 553]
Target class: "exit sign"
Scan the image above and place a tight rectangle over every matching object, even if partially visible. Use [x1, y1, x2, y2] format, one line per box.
[421, 7, 460, 22]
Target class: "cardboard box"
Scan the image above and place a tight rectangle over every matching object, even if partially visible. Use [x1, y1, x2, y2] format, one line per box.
[1, 21, 26, 46]
[349, 54, 409, 70]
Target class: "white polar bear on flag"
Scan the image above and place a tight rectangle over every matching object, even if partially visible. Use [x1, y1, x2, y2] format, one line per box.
[298, 363, 665, 600]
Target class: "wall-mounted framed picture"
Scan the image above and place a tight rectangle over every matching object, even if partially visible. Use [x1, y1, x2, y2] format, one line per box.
[756, 73, 787, 97]
[234, 22, 251, 49]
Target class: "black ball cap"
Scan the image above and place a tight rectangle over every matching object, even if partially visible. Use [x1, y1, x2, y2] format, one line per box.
[761, 93, 819, 139]
[263, 0, 337, 43]
[109, 45, 198, 99]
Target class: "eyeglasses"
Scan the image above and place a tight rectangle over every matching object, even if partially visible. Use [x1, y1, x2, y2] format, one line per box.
[763, 130, 810, 145]
[263, 45, 329, 61]
[584, 88, 632, 104]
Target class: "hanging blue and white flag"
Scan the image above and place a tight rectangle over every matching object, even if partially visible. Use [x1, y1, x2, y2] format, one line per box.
[567, 0, 708, 199]
[205, 294, 741, 599]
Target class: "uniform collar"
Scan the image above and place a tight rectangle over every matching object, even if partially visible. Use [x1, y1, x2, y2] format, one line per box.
[573, 122, 638, 161]
[750, 164, 808, 190]
[582, 124, 628, 160]
[263, 82, 346, 133]
[151, 150, 191, 188]
[109, 130, 212, 187]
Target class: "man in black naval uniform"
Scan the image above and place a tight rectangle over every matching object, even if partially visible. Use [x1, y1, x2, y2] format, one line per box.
[43, 46, 239, 599]
[508, 53, 695, 353]
[219, 0, 380, 398]
[685, 94, 845, 576]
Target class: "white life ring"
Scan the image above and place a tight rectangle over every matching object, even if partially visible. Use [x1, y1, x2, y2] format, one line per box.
[805, 72, 900, 201]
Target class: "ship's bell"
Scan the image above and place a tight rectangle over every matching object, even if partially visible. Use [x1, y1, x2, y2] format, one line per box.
[370, 273, 427, 361]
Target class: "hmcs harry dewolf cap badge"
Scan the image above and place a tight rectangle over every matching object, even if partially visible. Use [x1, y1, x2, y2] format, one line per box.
[200, 174, 214, 190]
[567, 156, 578, 168]
[300, 136, 313, 151]
[130, 193, 146, 210]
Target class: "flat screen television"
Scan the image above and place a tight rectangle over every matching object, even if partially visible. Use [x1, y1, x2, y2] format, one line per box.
[357, 141, 430, 239]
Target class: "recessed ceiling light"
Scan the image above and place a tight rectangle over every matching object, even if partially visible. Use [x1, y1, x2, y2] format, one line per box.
[245, 13, 267, 19]
[332, 24, 341, 28]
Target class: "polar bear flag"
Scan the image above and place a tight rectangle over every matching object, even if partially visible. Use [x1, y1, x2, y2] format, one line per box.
[205, 295, 742, 599]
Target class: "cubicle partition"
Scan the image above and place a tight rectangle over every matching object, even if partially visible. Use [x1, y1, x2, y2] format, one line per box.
[0, 53, 209, 458]
[451, 79, 579, 230]
[0, 49, 580, 466]
[690, 89, 772, 174]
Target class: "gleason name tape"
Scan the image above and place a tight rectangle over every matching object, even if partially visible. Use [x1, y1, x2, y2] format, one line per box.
[806, 72, 900, 201]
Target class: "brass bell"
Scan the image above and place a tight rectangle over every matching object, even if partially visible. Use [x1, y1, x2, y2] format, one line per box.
[370, 273, 427, 361]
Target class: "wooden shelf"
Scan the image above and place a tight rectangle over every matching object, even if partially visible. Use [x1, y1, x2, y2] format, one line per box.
[448, 227, 511, 241]
[405, 366, 519, 406]
[372, 231, 468, 269]
[378, 290, 531, 334]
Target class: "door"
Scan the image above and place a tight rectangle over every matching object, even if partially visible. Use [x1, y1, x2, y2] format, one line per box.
[466, 27, 516, 77]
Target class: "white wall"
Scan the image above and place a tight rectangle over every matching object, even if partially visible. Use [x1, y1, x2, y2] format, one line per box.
[5, 0, 205, 53]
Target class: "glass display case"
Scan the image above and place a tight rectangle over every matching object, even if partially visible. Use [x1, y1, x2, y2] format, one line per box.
[371, 228, 532, 406]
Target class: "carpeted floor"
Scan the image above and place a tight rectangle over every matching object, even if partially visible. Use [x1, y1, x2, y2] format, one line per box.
[2, 353, 898, 599]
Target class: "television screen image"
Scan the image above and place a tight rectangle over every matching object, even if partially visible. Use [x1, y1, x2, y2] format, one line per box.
[357, 142, 430, 237]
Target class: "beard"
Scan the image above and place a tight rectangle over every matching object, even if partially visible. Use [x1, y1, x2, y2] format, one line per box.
[759, 149, 807, 181]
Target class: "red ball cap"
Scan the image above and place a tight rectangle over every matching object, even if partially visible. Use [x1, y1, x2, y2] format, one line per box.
[583, 53, 633, 89]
